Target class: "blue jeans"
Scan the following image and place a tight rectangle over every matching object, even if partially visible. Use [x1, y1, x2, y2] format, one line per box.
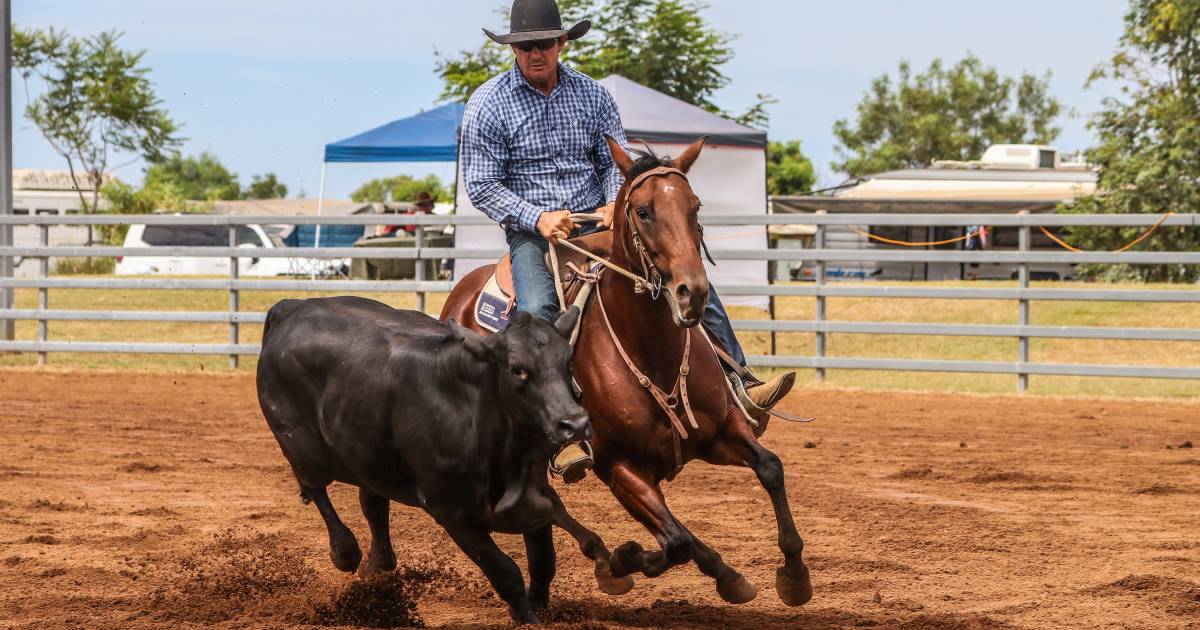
[504, 226, 747, 368]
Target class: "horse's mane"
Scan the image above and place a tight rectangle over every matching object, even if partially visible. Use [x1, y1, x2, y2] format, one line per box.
[627, 146, 666, 180]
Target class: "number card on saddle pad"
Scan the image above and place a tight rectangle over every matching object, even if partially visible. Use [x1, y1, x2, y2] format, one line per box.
[475, 254, 517, 333]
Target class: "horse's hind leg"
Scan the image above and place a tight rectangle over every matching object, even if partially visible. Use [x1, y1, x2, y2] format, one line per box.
[548, 487, 634, 595]
[301, 484, 362, 573]
[705, 412, 813, 606]
[358, 487, 396, 575]
[603, 462, 707, 584]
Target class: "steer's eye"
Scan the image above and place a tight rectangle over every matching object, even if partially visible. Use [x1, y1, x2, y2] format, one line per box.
[636, 206, 650, 221]
[571, 377, 583, 400]
[511, 367, 528, 381]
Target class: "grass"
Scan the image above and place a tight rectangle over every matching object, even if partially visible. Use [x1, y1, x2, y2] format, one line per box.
[2, 277, 1197, 399]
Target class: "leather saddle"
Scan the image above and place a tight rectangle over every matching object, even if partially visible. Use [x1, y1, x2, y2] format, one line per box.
[476, 230, 614, 333]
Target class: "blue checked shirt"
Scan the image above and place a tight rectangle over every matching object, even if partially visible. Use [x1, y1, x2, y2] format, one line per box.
[462, 64, 628, 233]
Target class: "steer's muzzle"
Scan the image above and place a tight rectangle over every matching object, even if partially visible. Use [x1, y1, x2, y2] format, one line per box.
[554, 412, 592, 446]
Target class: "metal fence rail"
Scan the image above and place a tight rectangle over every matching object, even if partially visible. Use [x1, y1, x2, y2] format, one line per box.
[1, 212, 1197, 390]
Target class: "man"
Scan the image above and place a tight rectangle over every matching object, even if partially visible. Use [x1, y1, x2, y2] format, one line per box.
[386, 191, 436, 236]
[461, 0, 795, 481]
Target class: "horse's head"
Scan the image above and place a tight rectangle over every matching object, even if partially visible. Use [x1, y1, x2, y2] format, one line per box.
[606, 136, 709, 327]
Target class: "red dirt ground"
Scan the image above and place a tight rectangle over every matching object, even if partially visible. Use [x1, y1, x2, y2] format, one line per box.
[1, 369, 1198, 629]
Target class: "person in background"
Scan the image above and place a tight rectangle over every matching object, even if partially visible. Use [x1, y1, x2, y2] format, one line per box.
[382, 191, 437, 236]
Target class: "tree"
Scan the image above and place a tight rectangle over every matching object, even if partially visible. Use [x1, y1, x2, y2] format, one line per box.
[435, 0, 771, 123]
[13, 27, 182, 244]
[243, 173, 288, 200]
[351, 174, 448, 204]
[97, 179, 187, 245]
[1061, 0, 1200, 282]
[767, 141, 815, 196]
[143, 152, 241, 201]
[832, 54, 1062, 177]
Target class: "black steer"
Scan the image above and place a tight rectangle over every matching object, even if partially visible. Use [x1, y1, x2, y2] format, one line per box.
[257, 296, 589, 624]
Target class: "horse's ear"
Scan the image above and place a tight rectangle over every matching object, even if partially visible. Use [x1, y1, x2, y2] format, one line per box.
[673, 136, 708, 174]
[605, 135, 634, 177]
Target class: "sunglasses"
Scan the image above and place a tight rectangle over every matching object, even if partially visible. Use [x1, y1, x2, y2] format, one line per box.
[514, 38, 559, 53]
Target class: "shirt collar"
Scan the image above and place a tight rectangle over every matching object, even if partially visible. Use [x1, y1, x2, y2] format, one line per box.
[510, 63, 572, 97]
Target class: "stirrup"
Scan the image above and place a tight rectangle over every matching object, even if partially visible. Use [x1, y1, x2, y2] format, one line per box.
[550, 441, 594, 484]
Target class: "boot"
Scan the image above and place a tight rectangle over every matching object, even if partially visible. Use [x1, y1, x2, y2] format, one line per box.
[550, 442, 593, 484]
[747, 371, 796, 412]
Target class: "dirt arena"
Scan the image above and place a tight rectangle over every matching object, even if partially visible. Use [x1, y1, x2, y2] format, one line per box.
[1, 370, 1198, 629]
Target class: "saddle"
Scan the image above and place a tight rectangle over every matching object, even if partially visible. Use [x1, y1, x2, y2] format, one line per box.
[474, 231, 613, 333]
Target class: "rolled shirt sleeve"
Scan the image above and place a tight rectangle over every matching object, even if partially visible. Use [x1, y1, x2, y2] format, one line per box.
[461, 98, 545, 233]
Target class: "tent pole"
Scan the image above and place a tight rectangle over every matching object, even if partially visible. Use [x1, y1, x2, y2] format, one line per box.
[313, 162, 327, 280]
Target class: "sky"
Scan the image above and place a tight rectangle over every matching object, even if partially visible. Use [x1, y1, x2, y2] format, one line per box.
[11, 0, 1130, 199]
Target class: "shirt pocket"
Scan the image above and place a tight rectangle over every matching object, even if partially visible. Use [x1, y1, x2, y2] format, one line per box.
[508, 112, 552, 163]
[562, 111, 599, 157]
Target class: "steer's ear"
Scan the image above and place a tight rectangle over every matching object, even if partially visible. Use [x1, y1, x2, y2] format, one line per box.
[448, 318, 496, 362]
[553, 306, 581, 340]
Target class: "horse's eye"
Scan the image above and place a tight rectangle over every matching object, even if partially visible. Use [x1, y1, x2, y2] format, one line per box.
[636, 207, 650, 220]
[511, 367, 528, 381]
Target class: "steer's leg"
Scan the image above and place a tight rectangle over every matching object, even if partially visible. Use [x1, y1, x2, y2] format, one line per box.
[703, 409, 813, 606]
[438, 517, 538, 624]
[604, 461, 695, 581]
[548, 487, 634, 595]
[358, 487, 396, 575]
[301, 484, 362, 573]
[523, 524, 555, 611]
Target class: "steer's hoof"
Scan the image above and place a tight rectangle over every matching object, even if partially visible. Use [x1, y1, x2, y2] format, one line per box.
[595, 559, 635, 595]
[330, 537, 362, 573]
[716, 574, 758, 604]
[775, 564, 813, 606]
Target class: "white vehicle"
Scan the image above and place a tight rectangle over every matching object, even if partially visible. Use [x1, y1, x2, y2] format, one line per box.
[115, 224, 346, 276]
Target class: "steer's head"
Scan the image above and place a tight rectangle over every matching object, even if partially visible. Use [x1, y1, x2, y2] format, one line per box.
[448, 308, 590, 450]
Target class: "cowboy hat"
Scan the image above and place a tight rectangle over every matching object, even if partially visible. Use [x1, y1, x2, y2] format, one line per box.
[483, 0, 591, 45]
[414, 191, 435, 206]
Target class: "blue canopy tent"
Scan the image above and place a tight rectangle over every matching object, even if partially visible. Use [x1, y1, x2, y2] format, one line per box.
[312, 102, 465, 246]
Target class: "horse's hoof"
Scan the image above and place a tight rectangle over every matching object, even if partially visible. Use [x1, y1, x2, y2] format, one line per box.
[595, 559, 635, 595]
[716, 574, 758, 604]
[775, 565, 813, 606]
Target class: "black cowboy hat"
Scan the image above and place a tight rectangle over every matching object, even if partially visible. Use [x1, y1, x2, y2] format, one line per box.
[483, 0, 591, 45]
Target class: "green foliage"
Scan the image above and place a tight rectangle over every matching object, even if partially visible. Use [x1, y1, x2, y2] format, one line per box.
[144, 152, 241, 201]
[97, 179, 189, 245]
[767, 141, 815, 196]
[350, 174, 448, 204]
[832, 54, 1062, 177]
[243, 173, 288, 200]
[1061, 0, 1200, 282]
[53, 257, 115, 275]
[436, 0, 771, 125]
[13, 26, 182, 245]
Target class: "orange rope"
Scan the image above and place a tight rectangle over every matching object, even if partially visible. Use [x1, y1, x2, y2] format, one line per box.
[850, 227, 981, 247]
[1039, 212, 1176, 253]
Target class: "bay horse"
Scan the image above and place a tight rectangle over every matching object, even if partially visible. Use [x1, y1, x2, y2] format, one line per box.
[441, 136, 812, 607]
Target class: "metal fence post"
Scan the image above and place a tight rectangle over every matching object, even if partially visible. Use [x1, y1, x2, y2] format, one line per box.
[37, 224, 48, 365]
[1017, 212, 1030, 393]
[414, 225, 426, 314]
[814, 210, 827, 382]
[0, 5, 13, 345]
[228, 225, 239, 369]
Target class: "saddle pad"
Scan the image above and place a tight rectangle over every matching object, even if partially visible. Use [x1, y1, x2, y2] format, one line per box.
[475, 273, 513, 333]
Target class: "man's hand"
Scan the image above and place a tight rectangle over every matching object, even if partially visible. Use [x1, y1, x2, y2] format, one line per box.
[536, 209, 576, 242]
[597, 201, 616, 229]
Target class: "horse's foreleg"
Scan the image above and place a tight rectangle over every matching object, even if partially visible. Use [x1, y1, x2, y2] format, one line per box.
[604, 461, 693, 580]
[705, 412, 813, 607]
[548, 487, 634, 595]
